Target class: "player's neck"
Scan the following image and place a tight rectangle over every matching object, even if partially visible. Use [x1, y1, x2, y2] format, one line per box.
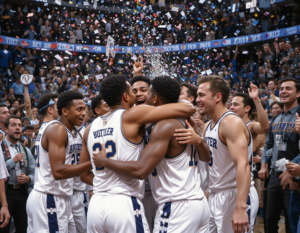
[210, 106, 228, 124]
[284, 100, 298, 113]
[58, 116, 73, 132]
[43, 114, 56, 123]
[109, 104, 128, 113]
[242, 115, 250, 123]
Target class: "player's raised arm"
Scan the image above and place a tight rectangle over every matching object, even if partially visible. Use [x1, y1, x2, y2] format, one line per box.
[248, 82, 269, 134]
[79, 125, 94, 186]
[220, 115, 250, 233]
[47, 123, 92, 180]
[92, 120, 172, 179]
[123, 99, 195, 126]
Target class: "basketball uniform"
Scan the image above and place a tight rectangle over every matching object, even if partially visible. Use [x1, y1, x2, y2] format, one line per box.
[86, 109, 150, 233]
[149, 119, 209, 233]
[205, 112, 258, 233]
[27, 120, 76, 233]
[71, 125, 88, 233]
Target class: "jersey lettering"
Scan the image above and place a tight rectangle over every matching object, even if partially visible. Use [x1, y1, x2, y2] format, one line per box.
[93, 140, 117, 171]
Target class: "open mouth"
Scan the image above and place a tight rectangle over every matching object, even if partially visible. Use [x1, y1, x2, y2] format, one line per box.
[137, 100, 146, 105]
[14, 132, 20, 136]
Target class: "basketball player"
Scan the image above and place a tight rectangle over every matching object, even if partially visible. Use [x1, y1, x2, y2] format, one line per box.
[92, 76, 211, 232]
[229, 83, 269, 231]
[91, 95, 109, 117]
[130, 74, 158, 231]
[79, 74, 195, 233]
[197, 75, 255, 233]
[0, 103, 10, 137]
[26, 91, 92, 233]
[179, 83, 209, 192]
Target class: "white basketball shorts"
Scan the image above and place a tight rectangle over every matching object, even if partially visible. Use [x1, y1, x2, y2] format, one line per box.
[27, 189, 76, 233]
[87, 194, 150, 233]
[153, 198, 210, 233]
[209, 186, 259, 233]
[71, 190, 88, 233]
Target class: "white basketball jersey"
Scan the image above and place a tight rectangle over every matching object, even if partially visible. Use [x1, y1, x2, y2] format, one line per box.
[87, 109, 145, 200]
[72, 125, 86, 191]
[205, 112, 253, 192]
[246, 121, 255, 187]
[34, 120, 76, 196]
[148, 119, 204, 205]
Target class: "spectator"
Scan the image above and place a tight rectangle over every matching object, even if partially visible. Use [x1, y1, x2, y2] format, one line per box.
[1, 116, 35, 233]
[40, 20, 51, 41]
[0, 45, 12, 72]
[11, 77, 24, 100]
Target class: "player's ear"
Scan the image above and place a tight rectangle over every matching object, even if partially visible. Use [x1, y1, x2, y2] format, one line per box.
[61, 107, 69, 117]
[215, 92, 222, 104]
[153, 95, 158, 104]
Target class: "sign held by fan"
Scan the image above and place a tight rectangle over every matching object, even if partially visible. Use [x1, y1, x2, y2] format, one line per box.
[106, 35, 116, 59]
[21, 72, 33, 85]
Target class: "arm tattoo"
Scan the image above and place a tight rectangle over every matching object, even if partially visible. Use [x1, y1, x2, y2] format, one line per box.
[150, 135, 159, 143]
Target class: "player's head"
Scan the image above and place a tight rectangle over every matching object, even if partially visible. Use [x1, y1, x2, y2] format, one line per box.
[91, 95, 109, 117]
[0, 103, 10, 126]
[179, 83, 197, 106]
[57, 91, 86, 126]
[147, 76, 181, 106]
[230, 92, 255, 118]
[130, 75, 151, 105]
[4, 115, 22, 142]
[37, 93, 59, 119]
[270, 101, 283, 117]
[196, 75, 230, 115]
[280, 78, 300, 105]
[100, 74, 135, 109]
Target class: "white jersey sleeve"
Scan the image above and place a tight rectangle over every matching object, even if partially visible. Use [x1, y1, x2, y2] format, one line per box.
[87, 109, 145, 199]
[0, 149, 9, 179]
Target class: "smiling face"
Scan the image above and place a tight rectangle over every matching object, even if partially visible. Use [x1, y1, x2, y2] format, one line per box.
[65, 99, 86, 126]
[196, 82, 219, 115]
[132, 81, 149, 105]
[230, 96, 249, 118]
[279, 80, 300, 105]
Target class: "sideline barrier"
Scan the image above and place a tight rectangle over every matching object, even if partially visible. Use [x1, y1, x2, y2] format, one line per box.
[0, 26, 299, 54]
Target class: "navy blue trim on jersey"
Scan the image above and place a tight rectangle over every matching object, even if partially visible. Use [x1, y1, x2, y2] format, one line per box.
[121, 111, 144, 146]
[247, 194, 251, 226]
[246, 121, 252, 125]
[210, 111, 229, 131]
[100, 108, 124, 119]
[47, 194, 59, 233]
[160, 202, 172, 233]
[131, 197, 145, 233]
[83, 191, 88, 218]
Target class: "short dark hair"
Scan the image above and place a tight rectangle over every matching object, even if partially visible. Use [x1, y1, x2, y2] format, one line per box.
[0, 103, 8, 109]
[100, 74, 129, 107]
[13, 99, 19, 104]
[151, 76, 181, 104]
[197, 75, 230, 105]
[25, 125, 34, 131]
[37, 93, 59, 116]
[91, 95, 103, 115]
[4, 115, 21, 128]
[281, 78, 300, 93]
[57, 91, 84, 115]
[180, 83, 197, 106]
[233, 92, 255, 116]
[270, 101, 283, 110]
[130, 75, 151, 86]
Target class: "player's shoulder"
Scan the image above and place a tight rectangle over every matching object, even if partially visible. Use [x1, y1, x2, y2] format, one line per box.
[152, 119, 182, 136]
[220, 114, 247, 130]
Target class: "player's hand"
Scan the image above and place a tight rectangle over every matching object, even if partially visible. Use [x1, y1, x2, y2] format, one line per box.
[295, 113, 300, 135]
[258, 165, 268, 181]
[253, 156, 261, 164]
[0, 205, 10, 228]
[286, 162, 300, 177]
[92, 144, 107, 168]
[133, 57, 143, 75]
[248, 82, 259, 100]
[12, 153, 25, 163]
[17, 173, 30, 184]
[279, 171, 293, 190]
[174, 120, 202, 145]
[232, 207, 250, 233]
